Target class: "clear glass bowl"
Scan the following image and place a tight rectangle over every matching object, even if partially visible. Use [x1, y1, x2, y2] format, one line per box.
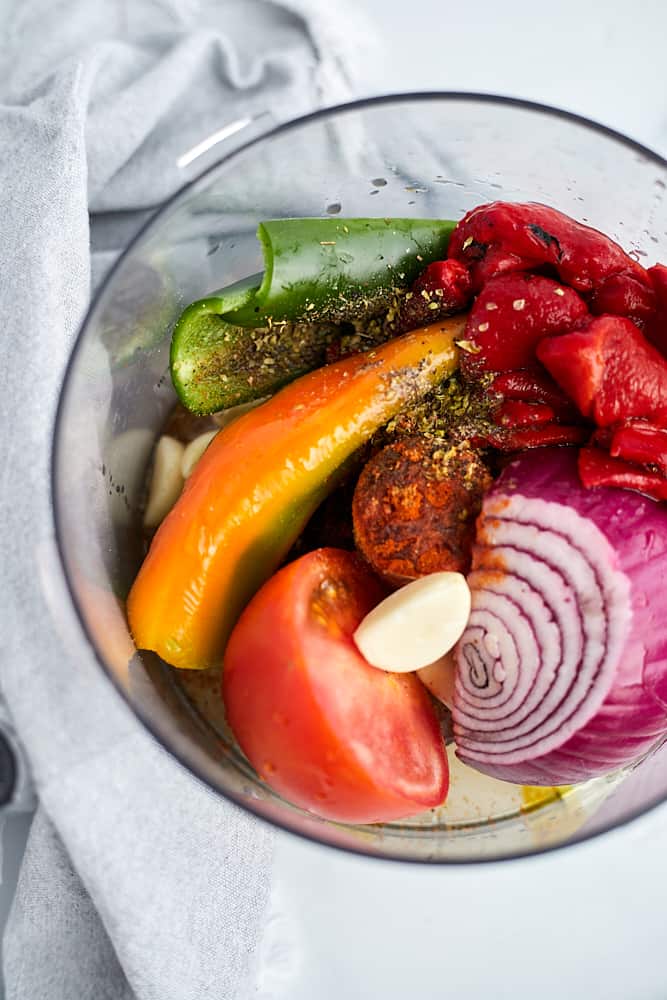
[52, 94, 667, 862]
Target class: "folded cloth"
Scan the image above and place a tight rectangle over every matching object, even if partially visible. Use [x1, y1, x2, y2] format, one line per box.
[0, 2, 378, 997]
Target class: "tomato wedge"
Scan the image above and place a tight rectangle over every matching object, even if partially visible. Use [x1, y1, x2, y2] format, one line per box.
[223, 549, 449, 823]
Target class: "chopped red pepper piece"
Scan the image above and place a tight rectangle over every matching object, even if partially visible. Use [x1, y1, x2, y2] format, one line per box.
[590, 426, 612, 449]
[649, 263, 667, 300]
[399, 259, 472, 332]
[460, 273, 588, 375]
[609, 421, 667, 477]
[647, 263, 667, 356]
[579, 447, 667, 502]
[478, 423, 588, 452]
[483, 366, 588, 452]
[489, 370, 580, 421]
[537, 315, 667, 428]
[589, 272, 656, 330]
[448, 201, 651, 297]
[493, 400, 556, 428]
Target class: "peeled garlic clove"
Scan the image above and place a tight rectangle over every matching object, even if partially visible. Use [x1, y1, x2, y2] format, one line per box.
[212, 397, 268, 428]
[417, 653, 456, 708]
[181, 429, 218, 478]
[354, 572, 471, 673]
[143, 436, 185, 528]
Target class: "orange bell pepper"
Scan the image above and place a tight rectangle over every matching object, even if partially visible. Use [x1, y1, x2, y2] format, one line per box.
[127, 316, 464, 670]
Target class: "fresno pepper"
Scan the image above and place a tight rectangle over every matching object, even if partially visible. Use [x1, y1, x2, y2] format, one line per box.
[171, 218, 456, 413]
[579, 447, 667, 502]
[460, 272, 588, 375]
[128, 315, 465, 670]
[537, 315, 667, 427]
[448, 201, 652, 298]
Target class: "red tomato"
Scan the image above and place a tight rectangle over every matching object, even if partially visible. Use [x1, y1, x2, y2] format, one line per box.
[223, 548, 449, 823]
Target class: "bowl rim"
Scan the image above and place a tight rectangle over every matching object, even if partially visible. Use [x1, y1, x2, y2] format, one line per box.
[51, 90, 667, 865]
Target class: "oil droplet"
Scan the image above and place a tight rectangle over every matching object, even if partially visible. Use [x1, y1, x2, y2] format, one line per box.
[521, 785, 571, 809]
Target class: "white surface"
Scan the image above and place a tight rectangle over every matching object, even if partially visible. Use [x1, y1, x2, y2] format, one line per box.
[3, 1, 667, 997]
[357, 0, 667, 156]
[265, 807, 667, 1000]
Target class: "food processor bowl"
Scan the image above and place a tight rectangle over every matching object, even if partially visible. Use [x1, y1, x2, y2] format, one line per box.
[52, 94, 667, 862]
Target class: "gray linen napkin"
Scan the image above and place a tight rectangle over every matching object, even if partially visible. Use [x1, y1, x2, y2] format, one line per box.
[0, 2, 377, 997]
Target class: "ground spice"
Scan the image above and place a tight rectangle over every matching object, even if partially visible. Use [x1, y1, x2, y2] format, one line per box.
[379, 372, 496, 445]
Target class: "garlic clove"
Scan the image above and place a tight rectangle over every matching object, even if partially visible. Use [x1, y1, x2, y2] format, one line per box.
[354, 572, 471, 673]
[181, 429, 218, 479]
[143, 436, 185, 528]
[212, 396, 268, 428]
[417, 653, 457, 708]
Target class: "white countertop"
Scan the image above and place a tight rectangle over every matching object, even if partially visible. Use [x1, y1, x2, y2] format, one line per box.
[263, 805, 667, 1000]
[2, 2, 666, 997]
[358, 0, 667, 156]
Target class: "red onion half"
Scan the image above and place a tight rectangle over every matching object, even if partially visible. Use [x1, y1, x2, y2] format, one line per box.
[453, 449, 667, 785]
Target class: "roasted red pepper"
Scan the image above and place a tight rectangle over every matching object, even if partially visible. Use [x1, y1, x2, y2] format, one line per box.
[481, 363, 588, 451]
[489, 370, 580, 421]
[579, 447, 667, 502]
[448, 202, 652, 301]
[460, 273, 588, 374]
[589, 272, 656, 330]
[537, 315, 667, 428]
[479, 423, 588, 452]
[399, 259, 472, 332]
[647, 263, 667, 355]
[492, 400, 555, 427]
[609, 421, 667, 477]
